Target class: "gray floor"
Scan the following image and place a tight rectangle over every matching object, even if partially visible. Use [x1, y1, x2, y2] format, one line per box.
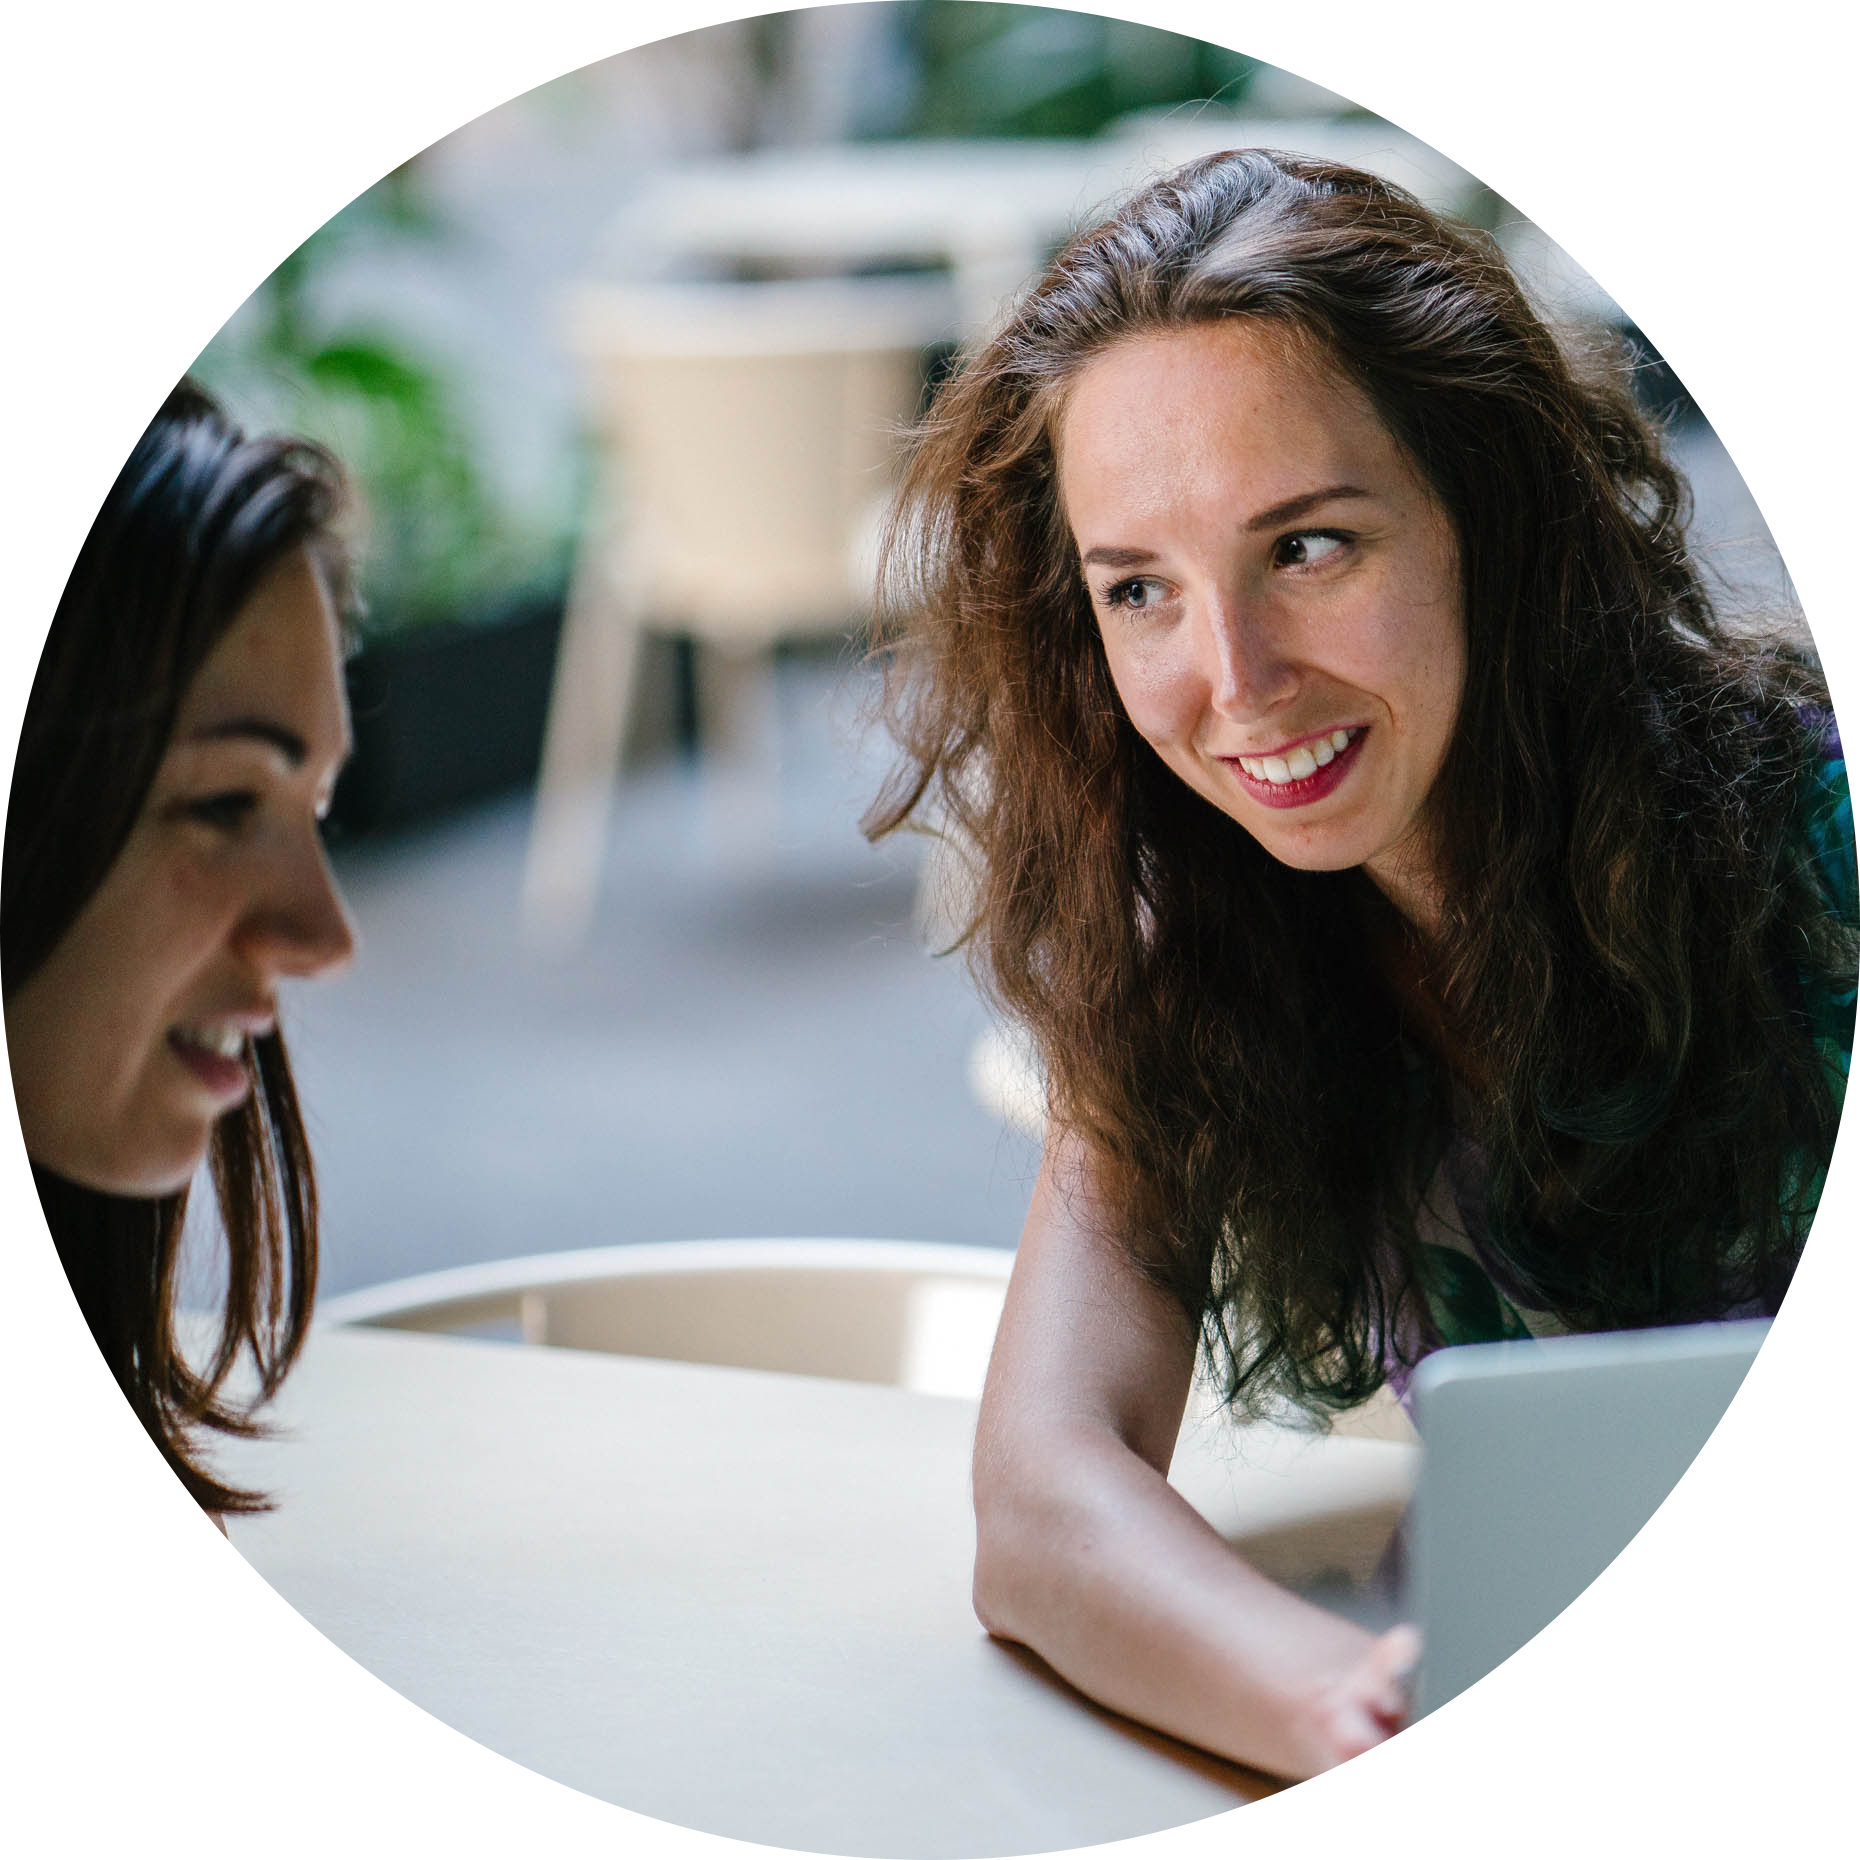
[289, 653, 1043, 1299]
[282, 420, 1798, 1303]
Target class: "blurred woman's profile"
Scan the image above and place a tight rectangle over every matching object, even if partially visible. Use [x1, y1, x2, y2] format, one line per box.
[4, 379, 358, 1519]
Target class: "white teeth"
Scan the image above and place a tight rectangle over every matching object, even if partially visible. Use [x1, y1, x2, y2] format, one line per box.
[1234, 729, 1358, 785]
[179, 1024, 247, 1060]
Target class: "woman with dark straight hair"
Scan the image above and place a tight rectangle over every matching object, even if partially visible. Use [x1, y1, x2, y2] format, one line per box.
[5, 378, 358, 1518]
[867, 150, 1855, 1777]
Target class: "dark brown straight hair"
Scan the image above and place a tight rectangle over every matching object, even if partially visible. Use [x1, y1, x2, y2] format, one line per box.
[3, 379, 347, 1511]
[868, 150, 1856, 1418]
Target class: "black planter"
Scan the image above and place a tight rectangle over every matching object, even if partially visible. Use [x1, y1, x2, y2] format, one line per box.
[329, 593, 565, 837]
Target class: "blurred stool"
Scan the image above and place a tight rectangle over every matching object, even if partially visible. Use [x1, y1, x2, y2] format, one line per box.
[315, 1236, 1013, 1400]
[522, 273, 955, 950]
[967, 1021, 1047, 1141]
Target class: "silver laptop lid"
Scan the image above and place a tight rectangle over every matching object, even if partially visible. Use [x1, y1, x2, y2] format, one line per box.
[1407, 1317, 1769, 1717]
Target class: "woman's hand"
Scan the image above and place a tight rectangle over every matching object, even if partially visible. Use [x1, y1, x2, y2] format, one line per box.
[973, 1127, 1416, 1782]
[1277, 1623, 1421, 1776]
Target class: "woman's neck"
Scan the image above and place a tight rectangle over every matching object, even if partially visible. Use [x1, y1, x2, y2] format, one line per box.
[1362, 836, 1448, 942]
[1354, 873, 1487, 1095]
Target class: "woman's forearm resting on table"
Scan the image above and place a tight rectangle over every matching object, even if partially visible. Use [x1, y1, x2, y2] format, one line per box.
[973, 1403, 1409, 1780]
[973, 1131, 1414, 1781]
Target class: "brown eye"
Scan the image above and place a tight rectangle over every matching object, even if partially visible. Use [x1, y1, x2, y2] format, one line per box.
[185, 792, 258, 833]
[1274, 531, 1346, 569]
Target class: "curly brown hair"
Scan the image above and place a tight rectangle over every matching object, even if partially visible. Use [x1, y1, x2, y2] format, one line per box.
[866, 150, 1855, 1419]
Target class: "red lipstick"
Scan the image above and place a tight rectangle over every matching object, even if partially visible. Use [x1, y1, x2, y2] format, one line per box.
[1220, 727, 1367, 811]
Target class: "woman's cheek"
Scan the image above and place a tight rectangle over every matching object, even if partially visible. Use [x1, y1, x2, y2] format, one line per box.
[125, 843, 243, 978]
[1105, 649, 1199, 751]
[160, 835, 240, 912]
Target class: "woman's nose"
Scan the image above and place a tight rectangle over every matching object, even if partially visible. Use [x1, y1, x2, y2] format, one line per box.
[1203, 595, 1297, 719]
[235, 831, 359, 980]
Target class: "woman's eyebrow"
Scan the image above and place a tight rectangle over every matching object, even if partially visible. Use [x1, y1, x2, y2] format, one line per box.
[1244, 484, 1374, 532]
[186, 717, 308, 765]
[1081, 486, 1378, 569]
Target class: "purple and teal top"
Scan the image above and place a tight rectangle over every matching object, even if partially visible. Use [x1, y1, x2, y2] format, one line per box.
[1382, 725, 1855, 1409]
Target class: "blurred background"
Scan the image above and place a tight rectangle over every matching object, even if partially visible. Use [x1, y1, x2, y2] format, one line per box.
[191, 3, 1798, 1304]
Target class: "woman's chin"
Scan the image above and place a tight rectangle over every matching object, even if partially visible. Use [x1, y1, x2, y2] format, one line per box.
[1240, 817, 1382, 877]
[104, 1143, 208, 1200]
[29, 1128, 209, 1201]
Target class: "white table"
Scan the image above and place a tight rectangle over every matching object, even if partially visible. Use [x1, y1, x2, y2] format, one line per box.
[225, 1326, 1413, 1855]
[603, 123, 1488, 339]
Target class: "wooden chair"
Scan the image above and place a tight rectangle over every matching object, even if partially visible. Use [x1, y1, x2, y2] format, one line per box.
[522, 273, 955, 950]
[315, 1236, 1012, 1399]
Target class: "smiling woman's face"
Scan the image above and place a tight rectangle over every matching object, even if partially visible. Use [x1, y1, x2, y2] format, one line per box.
[5, 546, 357, 1196]
[1057, 319, 1467, 928]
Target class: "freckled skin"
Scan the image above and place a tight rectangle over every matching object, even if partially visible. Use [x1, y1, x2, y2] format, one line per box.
[5, 549, 358, 1196]
[1057, 321, 1467, 930]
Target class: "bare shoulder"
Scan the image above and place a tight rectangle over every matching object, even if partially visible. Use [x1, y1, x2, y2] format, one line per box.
[981, 1126, 1199, 1477]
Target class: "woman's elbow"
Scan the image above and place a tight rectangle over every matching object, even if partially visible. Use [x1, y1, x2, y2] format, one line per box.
[971, 1508, 1023, 1640]
[970, 1439, 1061, 1641]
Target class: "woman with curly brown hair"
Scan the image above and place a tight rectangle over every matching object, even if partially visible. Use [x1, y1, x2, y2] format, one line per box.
[866, 150, 1855, 1779]
[5, 379, 358, 1522]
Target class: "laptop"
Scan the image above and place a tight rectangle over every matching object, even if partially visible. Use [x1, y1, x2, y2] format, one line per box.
[1402, 1316, 1770, 1716]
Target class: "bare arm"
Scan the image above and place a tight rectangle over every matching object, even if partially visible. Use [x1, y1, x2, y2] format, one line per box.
[973, 1127, 1416, 1780]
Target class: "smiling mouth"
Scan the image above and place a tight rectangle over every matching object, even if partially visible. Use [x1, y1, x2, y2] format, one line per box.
[1230, 727, 1363, 785]
[1219, 727, 1367, 810]
[167, 1019, 268, 1102]
[173, 1022, 248, 1061]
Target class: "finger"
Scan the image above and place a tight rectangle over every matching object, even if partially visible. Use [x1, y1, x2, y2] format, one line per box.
[1322, 1697, 1401, 1768]
[1378, 1622, 1423, 1678]
[1367, 1623, 1424, 1719]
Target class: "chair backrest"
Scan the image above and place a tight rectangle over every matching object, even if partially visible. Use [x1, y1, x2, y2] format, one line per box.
[564, 276, 955, 640]
[316, 1237, 1013, 1400]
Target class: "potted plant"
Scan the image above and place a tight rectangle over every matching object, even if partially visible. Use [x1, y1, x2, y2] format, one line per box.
[193, 158, 574, 836]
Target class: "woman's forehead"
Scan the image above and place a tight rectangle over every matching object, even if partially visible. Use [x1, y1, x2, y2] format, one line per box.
[173, 548, 347, 743]
[1054, 322, 1408, 528]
